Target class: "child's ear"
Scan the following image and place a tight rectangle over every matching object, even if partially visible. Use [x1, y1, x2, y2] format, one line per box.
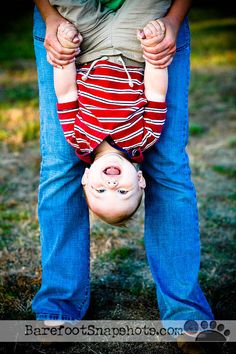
[137, 170, 146, 189]
[81, 167, 90, 186]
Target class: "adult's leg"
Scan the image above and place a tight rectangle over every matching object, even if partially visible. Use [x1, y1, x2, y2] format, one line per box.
[142, 18, 214, 322]
[31, 7, 90, 321]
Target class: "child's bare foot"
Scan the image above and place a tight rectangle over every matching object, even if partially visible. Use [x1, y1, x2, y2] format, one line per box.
[57, 21, 83, 49]
[137, 19, 165, 42]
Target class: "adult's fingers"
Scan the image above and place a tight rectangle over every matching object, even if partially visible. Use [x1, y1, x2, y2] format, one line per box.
[143, 54, 174, 68]
[141, 40, 168, 54]
[47, 51, 76, 67]
[44, 34, 79, 55]
[140, 35, 164, 48]
[47, 52, 64, 69]
[46, 53, 54, 67]
[155, 56, 173, 68]
[45, 42, 80, 61]
[142, 38, 176, 56]
[143, 46, 176, 61]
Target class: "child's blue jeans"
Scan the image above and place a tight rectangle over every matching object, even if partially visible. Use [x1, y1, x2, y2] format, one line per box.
[31, 7, 214, 322]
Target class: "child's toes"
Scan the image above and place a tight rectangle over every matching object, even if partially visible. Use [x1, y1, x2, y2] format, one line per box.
[155, 19, 165, 35]
[57, 33, 77, 48]
[58, 22, 78, 41]
[143, 20, 166, 43]
[137, 29, 145, 40]
[57, 22, 71, 36]
[153, 20, 166, 42]
[64, 28, 78, 43]
[143, 23, 156, 39]
[57, 22, 82, 49]
[74, 33, 83, 45]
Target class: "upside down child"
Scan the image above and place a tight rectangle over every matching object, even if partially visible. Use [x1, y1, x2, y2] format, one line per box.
[52, 0, 169, 226]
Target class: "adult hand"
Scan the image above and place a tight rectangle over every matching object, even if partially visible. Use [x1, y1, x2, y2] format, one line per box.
[44, 14, 81, 68]
[140, 17, 179, 69]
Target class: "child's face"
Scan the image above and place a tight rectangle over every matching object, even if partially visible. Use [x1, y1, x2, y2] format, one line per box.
[82, 153, 146, 222]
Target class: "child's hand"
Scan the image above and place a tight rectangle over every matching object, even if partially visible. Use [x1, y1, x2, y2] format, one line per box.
[57, 21, 83, 50]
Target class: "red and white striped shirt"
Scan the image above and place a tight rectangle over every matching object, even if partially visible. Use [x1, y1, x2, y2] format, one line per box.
[57, 59, 167, 164]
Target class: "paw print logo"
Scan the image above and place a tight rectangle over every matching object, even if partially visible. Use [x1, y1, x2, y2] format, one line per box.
[184, 320, 231, 342]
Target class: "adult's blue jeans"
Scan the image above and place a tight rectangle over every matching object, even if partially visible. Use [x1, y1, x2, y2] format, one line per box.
[31, 7, 214, 322]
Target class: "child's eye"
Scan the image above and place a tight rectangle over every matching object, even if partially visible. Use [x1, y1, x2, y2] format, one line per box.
[96, 188, 106, 193]
[118, 190, 128, 195]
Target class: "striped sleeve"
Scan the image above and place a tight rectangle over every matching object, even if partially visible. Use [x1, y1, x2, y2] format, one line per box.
[142, 100, 167, 150]
[57, 100, 79, 147]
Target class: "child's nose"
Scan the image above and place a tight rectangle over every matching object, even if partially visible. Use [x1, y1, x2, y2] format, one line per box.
[106, 180, 118, 188]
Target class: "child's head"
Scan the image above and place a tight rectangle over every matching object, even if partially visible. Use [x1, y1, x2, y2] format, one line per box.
[82, 152, 146, 226]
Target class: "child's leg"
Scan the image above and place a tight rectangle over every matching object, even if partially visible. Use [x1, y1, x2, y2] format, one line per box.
[53, 23, 79, 103]
[110, 0, 171, 64]
[54, 62, 77, 103]
[50, 0, 171, 66]
[50, 0, 112, 33]
[140, 23, 168, 102]
[144, 62, 168, 102]
[50, 0, 114, 60]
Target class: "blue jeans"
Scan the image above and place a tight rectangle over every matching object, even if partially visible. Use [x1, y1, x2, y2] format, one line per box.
[31, 7, 214, 322]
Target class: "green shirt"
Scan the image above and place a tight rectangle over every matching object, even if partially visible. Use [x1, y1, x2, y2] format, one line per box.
[100, 0, 125, 11]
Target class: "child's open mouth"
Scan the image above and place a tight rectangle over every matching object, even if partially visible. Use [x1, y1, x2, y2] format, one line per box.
[103, 166, 121, 175]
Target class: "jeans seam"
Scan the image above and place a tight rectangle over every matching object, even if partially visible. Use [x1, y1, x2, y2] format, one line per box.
[74, 225, 90, 315]
[176, 17, 190, 52]
[176, 42, 190, 52]
[181, 47, 201, 295]
[36, 314, 77, 321]
[34, 35, 44, 42]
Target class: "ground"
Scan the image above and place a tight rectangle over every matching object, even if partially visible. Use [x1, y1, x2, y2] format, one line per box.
[0, 2, 235, 353]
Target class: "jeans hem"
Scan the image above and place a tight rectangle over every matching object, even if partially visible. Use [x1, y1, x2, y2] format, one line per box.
[36, 313, 77, 321]
[35, 292, 90, 321]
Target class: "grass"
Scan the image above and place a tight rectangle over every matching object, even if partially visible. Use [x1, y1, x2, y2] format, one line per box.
[101, 246, 136, 261]
[189, 7, 236, 68]
[189, 123, 205, 136]
[0, 2, 35, 66]
[0, 3, 236, 353]
[212, 165, 236, 178]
